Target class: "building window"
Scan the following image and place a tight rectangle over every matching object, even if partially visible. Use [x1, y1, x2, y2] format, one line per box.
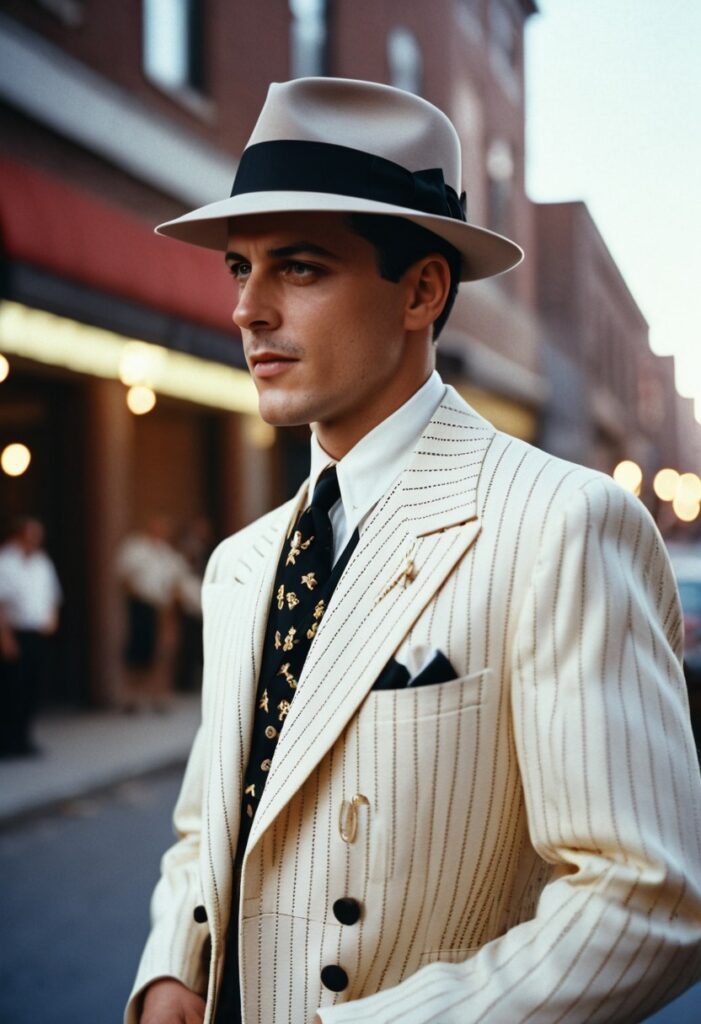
[289, 0, 328, 78]
[486, 138, 514, 236]
[387, 27, 423, 95]
[143, 0, 206, 94]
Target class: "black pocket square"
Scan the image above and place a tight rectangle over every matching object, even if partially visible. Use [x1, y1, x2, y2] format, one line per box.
[372, 651, 457, 691]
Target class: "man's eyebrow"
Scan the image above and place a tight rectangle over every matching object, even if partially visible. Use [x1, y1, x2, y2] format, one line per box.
[224, 242, 342, 265]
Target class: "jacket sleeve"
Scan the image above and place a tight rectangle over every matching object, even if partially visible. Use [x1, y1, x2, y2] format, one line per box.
[320, 477, 701, 1023]
[123, 724, 210, 1024]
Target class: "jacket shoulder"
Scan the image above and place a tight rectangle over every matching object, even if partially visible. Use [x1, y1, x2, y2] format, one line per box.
[203, 497, 299, 585]
[481, 429, 654, 530]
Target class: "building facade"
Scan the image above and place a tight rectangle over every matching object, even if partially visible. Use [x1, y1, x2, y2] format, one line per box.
[0, 0, 695, 707]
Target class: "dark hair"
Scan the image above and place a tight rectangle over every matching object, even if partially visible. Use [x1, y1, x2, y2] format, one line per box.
[347, 213, 461, 340]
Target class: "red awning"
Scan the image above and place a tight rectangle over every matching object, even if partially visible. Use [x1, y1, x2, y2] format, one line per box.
[0, 157, 234, 334]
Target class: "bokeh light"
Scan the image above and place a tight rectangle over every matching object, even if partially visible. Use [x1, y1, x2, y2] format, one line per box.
[1, 442, 31, 477]
[653, 468, 679, 502]
[612, 460, 642, 494]
[677, 472, 701, 504]
[126, 385, 157, 415]
[0, 354, 9, 382]
[672, 493, 700, 523]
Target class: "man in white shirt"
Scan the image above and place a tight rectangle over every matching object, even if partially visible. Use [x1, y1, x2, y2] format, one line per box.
[115, 516, 193, 712]
[129, 79, 701, 1024]
[0, 516, 61, 756]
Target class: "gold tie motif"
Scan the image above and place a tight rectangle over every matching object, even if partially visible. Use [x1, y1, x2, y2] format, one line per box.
[282, 626, 298, 651]
[286, 530, 314, 566]
[306, 621, 318, 640]
[259, 688, 269, 713]
[301, 571, 318, 591]
[313, 600, 325, 620]
[278, 663, 298, 689]
[286, 591, 300, 610]
[278, 699, 291, 721]
[276, 584, 285, 610]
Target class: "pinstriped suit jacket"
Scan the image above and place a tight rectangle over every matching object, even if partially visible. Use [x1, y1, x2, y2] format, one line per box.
[127, 387, 701, 1024]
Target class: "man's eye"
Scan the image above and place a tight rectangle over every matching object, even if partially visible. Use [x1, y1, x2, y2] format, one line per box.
[228, 263, 251, 279]
[284, 261, 317, 278]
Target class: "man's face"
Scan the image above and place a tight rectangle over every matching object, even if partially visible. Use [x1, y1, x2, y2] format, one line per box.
[226, 212, 424, 455]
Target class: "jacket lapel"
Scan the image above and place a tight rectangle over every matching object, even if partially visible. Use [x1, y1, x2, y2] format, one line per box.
[246, 387, 495, 854]
[200, 485, 308, 914]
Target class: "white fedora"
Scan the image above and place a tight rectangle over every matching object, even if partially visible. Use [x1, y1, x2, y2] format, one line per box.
[156, 77, 523, 282]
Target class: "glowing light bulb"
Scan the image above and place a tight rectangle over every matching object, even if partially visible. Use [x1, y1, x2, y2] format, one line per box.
[126, 385, 157, 415]
[1, 443, 31, 477]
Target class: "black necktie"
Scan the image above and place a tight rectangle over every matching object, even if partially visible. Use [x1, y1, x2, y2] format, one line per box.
[218, 468, 358, 1024]
[238, 466, 356, 851]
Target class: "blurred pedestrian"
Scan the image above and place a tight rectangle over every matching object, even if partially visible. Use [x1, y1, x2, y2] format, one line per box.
[0, 516, 61, 757]
[175, 516, 213, 692]
[115, 515, 190, 713]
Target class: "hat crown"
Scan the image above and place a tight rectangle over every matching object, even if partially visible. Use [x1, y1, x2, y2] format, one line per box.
[247, 77, 462, 192]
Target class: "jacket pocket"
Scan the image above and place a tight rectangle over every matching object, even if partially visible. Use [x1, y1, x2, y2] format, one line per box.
[365, 666, 491, 723]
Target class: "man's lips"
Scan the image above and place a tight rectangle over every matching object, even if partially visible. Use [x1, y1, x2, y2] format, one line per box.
[249, 352, 300, 379]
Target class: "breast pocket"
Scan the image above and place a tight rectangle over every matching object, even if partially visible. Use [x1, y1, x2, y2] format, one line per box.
[359, 668, 493, 882]
[366, 665, 490, 723]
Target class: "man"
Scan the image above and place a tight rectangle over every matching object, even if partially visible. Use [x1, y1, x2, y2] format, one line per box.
[0, 516, 61, 756]
[116, 515, 193, 712]
[128, 78, 701, 1024]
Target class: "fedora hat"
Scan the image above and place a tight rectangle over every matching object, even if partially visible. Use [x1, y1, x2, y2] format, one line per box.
[156, 77, 523, 282]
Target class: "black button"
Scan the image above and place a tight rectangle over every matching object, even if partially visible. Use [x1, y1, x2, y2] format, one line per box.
[333, 897, 361, 925]
[193, 905, 207, 924]
[320, 965, 349, 992]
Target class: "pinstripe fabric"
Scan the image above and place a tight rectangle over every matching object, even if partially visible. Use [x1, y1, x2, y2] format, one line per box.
[126, 388, 701, 1024]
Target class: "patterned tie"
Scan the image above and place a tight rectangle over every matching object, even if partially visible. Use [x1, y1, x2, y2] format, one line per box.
[238, 465, 356, 850]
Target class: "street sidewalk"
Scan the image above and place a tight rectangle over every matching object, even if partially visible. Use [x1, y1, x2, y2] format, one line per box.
[0, 694, 200, 825]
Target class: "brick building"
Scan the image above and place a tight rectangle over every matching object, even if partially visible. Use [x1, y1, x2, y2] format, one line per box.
[535, 200, 682, 486]
[0, 0, 693, 706]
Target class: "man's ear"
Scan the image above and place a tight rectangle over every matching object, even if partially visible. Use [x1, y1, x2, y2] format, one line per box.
[403, 254, 451, 333]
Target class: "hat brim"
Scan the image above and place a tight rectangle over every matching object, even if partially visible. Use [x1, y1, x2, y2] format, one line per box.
[155, 191, 523, 283]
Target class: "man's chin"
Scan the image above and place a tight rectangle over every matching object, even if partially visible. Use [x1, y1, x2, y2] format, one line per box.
[257, 396, 316, 429]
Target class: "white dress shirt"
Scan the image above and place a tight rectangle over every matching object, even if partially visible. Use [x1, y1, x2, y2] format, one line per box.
[308, 370, 446, 562]
[0, 541, 62, 631]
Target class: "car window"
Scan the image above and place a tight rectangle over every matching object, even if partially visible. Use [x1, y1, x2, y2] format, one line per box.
[679, 581, 701, 615]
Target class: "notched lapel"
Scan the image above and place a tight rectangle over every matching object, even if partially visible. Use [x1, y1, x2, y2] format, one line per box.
[200, 490, 307, 918]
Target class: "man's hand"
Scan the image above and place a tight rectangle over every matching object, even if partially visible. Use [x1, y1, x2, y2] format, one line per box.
[140, 978, 205, 1024]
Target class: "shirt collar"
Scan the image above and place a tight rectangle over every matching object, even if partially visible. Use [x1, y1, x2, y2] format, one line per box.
[308, 370, 446, 536]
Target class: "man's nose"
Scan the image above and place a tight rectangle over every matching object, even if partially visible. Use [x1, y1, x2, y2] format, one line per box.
[232, 274, 280, 331]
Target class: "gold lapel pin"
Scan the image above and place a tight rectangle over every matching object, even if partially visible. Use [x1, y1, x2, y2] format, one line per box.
[375, 541, 418, 605]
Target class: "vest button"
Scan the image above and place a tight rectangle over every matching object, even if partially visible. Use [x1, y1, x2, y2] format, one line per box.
[320, 965, 349, 992]
[193, 905, 207, 924]
[333, 897, 361, 925]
